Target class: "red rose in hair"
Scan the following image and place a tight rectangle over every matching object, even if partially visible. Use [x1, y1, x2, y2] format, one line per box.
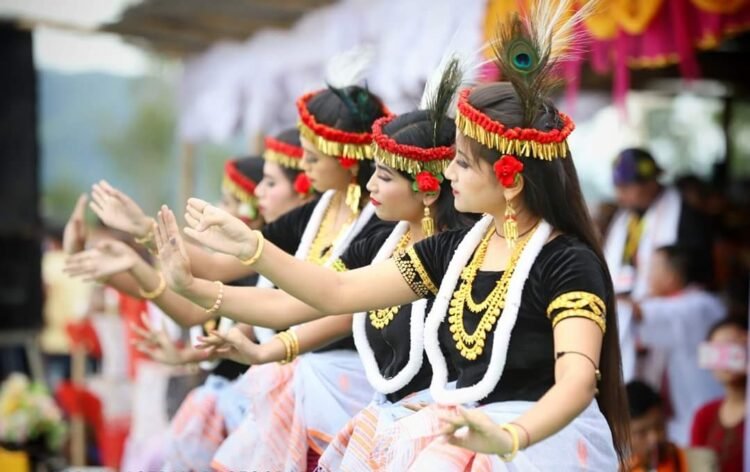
[338, 157, 358, 169]
[413, 171, 442, 194]
[293, 173, 313, 195]
[493, 155, 524, 188]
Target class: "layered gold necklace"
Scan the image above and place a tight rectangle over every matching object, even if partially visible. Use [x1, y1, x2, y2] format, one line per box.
[307, 192, 357, 265]
[368, 231, 412, 329]
[448, 223, 536, 360]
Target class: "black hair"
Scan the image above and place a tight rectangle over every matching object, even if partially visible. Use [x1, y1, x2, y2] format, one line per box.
[466, 82, 629, 462]
[655, 245, 709, 286]
[382, 109, 475, 231]
[625, 380, 662, 419]
[707, 316, 749, 341]
[306, 86, 387, 198]
[233, 155, 265, 184]
[272, 127, 305, 184]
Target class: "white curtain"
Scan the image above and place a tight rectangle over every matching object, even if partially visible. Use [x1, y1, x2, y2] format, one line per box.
[177, 0, 485, 148]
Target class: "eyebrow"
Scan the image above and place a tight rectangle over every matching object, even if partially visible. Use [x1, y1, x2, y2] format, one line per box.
[456, 149, 470, 159]
[375, 163, 394, 174]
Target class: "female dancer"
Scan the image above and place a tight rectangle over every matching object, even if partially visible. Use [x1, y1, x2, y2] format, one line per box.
[173, 2, 629, 469]
[65, 132, 313, 470]
[160, 58, 472, 470]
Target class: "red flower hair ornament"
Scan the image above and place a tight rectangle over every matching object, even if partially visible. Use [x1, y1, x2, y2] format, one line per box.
[412, 171, 443, 195]
[293, 173, 314, 196]
[494, 155, 524, 188]
[338, 157, 358, 169]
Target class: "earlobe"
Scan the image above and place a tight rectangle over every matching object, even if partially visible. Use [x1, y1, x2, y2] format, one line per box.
[503, 175, 524, 201]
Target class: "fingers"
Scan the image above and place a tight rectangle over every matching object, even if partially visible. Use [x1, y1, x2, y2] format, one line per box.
[186, 198, 209, 213]
[185, 205, 202, 228]
[73, 194, 88, 219]
[89, 200, 106, 220]
[154, 211, 167, 253]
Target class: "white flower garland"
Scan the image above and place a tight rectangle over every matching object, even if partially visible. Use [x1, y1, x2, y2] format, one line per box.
[252, 191, 374, 340]
[423, 215, 552, 405]
[352, 221, 428, 394]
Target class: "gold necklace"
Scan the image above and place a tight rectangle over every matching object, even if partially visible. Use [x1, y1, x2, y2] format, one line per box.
[307, 192, 344, 264]
[368, 231, 411, 330]
[448, 224, 536, 360]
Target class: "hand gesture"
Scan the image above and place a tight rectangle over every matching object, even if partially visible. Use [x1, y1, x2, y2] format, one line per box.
[196, 326, 264, 365]
[90, 180, 154, 239]
[437, 406, 514, 456]
[131, 313, 189, 365]
[63, 194, 89, 254]
[154, 206, 194, 293]
[64, 239, 139, 281]
[183, 198, 257, 260]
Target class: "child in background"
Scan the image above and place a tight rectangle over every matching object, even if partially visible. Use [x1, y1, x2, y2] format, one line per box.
[633, 245, 725, 445]
[624, 380, 687, 471]
[691, 317, 747, 472]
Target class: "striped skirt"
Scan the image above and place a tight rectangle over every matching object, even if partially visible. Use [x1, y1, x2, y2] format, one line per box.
[368, 400, 617, 471]
[317, 389, 434, 471]
[163, 374, 251, 472]
[212, 350, 373, 472]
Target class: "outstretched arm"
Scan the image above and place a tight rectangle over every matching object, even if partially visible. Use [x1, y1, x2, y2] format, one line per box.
[199, 315, 353, 365]
[177, 201, 419, 315]
[90, 180, 254, 282]
[65, 240, 216, 328]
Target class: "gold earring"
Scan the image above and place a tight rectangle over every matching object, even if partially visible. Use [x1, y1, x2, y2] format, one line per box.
[504, 199, 518, 249]
[345, 178, 361, 215]
[421, 206, 435, 237]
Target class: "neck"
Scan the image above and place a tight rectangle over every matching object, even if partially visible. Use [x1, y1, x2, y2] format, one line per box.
[724, 381, 747, 403]
[407, 219, 426, 244]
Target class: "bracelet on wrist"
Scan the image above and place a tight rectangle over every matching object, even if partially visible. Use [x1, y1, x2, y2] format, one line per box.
[239, 230, 265, 266]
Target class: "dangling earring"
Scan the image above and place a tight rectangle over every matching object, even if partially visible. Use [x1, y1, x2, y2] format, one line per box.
[503, 199, 518, 249]
[345, 175, 361, 215]
[421, 206, 435, 237]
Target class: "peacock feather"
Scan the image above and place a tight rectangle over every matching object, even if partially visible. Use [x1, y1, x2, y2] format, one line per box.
[491, 0, 594, 126]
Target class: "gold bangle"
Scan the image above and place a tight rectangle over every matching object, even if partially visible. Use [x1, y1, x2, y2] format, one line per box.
[205, 281, 224, 314]
[138, 272, 166, 300]
[286, 329, 299, 362]
[239, 230, 265, 266]
[498, 423, 520, 462]
[276, 332, 292, 364]
[134, 221, 156, 245]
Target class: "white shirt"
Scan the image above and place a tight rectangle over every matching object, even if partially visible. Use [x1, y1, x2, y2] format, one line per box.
[637, 288, 726, 446]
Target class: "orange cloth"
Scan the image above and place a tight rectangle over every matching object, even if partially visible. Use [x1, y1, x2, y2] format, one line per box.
[625, 443, 688, 472]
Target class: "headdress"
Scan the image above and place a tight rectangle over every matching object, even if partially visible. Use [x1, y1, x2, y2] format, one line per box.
[263, 133, 304, 170]
[222, 156, 264, 219]
[371, 55, 468, 194]
[296, 46, 390, 161]
[456, 0, 591, 165]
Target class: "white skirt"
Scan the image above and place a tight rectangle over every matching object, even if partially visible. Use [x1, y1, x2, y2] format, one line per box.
[382, 400, 618, 471]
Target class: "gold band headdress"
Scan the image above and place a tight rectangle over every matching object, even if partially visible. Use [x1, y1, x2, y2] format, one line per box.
[456, 0, 592, 161]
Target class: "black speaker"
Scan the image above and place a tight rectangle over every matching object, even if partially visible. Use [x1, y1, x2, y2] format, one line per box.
[0, 22, 42, 331]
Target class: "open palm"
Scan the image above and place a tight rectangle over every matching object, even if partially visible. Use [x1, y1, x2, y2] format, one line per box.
[154, 206, 194, 293]
[63, 194, 89, 255]
[90, 180, 153, 238]
[183, 198, 256, 260]
[64, 240, 139, 281]
[131, 313, 186, 365]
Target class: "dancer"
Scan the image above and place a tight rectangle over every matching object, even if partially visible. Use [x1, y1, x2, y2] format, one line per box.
[179, 2, 628, 469]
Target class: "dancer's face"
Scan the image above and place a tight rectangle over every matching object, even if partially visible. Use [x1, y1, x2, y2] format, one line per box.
[366, 160, 428, 223]
[219, 188, 263, 229]
[300, 137, 353, 193]
[444, 131, 507, 215]
[256, 162, 306, 223]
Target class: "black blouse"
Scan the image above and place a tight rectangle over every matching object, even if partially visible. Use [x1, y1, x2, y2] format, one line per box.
[263, 197, 395, 353]
[337, 230, 434, 403]
[395, 229, 610, 404]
